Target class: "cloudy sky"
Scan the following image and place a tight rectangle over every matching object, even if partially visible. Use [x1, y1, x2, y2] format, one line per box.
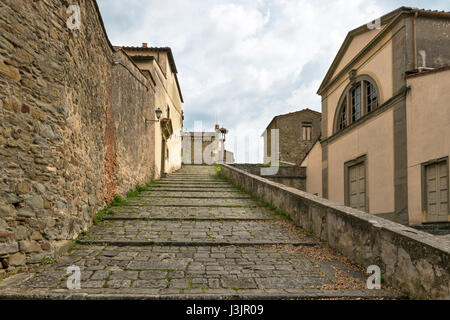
[97, 0, 450, 163]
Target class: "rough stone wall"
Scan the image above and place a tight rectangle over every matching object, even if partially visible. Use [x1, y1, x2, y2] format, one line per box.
[265, 110, 321, 165]
[221, 164, 450, 299]
[110, 55, 155, 198]
[278, 111, 321, 165]
[0, 0, 154, 271]
[416, 16, 450, 69]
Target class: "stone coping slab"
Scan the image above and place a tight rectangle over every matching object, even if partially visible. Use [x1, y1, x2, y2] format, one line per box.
[0, 289, 404, 300]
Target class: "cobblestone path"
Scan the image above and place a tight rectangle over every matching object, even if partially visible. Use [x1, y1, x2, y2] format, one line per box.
[0, 166, 401, 299]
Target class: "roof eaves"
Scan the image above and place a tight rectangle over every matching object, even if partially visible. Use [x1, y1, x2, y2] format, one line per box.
[122, 47, 184, 103]
[120, 46, 178, 74]
[406, 65, 450, 78]
[261, 108, 321, 136]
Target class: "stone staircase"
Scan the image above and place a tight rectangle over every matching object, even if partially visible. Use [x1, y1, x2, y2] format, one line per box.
[0, 166, 404, 299]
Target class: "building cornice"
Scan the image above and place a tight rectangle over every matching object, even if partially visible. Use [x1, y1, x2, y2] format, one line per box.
[320, 86, 409, 145]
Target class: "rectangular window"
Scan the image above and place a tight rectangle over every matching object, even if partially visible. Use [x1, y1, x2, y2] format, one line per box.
[423, 158, 449, 222]
[302, 125, 312, 141]
[351, 84, 361, 122]
[339, 97, 348, 130]
[365, 81, 378, 113]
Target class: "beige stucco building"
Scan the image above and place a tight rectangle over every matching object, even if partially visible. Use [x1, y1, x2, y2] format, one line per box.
[302, 7, 450, 226]
[119, 44, 184, 177]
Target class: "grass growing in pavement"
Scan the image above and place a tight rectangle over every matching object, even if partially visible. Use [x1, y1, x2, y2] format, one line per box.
[91, 180, 155, 226]
[39, 258, 57, 265]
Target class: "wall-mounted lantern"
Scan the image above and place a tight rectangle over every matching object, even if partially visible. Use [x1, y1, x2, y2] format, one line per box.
[146, 107, 163, 123]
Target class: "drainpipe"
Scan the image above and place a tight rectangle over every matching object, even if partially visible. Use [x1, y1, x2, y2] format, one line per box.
[413, 11, 418, 70]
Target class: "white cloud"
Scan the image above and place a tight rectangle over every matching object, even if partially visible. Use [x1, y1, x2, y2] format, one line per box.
[97, 0, 450, 162]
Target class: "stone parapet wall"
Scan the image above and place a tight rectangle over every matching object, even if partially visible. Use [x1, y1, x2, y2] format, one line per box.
[0, 0, 155, 271]
[221, 164, 450, 299]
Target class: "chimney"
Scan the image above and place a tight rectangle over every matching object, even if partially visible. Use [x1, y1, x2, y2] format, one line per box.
[215, 124, 220, 130]
[142, 43, 148, 48]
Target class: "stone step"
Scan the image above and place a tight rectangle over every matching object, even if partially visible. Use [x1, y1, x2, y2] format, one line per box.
[166, 176, 217, 179]
[0, 245, 404, 300]
[137, 191, 249, 198]
[123, 198, 259, 207]
[77, 220, 310, 245]
[103, 217, 274, 221]
[148, 185, 236, 190]
[162, 176, 221, 179]
[76, 240, 317, 247]
[160, 179, 223, 183]
[121, 204, 262, 208]
[144, 188, 236, 191]
[134, 193, 251, 199]
[167, 173, 216, 176]
[155, 182, 230, 186]
[138, 196, 252, 200]
[108, 206, 276, 220]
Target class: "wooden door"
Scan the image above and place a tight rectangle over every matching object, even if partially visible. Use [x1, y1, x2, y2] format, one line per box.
[348, 162, 366, 211]
[425, 160, 448, 222]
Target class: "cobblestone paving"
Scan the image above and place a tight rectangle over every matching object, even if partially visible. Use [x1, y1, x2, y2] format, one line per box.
[0, 166, 402, 299]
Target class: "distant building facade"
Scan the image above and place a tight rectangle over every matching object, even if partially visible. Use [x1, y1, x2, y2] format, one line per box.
[301, 7, 450, 226]
[182, 125, 234, 165]
[263, 109, 321, 165]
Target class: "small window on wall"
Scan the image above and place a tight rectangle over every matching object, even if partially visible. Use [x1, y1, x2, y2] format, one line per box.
[167, 106, 170, 119]
[302, 125, 312, 141]
[166, 147, 169, 159]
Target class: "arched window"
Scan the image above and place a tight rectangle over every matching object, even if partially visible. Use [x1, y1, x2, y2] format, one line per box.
[334, 75, 380, 133]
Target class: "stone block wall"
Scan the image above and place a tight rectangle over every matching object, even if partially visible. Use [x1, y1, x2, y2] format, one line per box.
[265, 110, 321, 165]
[221, 164, 450, 299]
[0, 0, 155, 271]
